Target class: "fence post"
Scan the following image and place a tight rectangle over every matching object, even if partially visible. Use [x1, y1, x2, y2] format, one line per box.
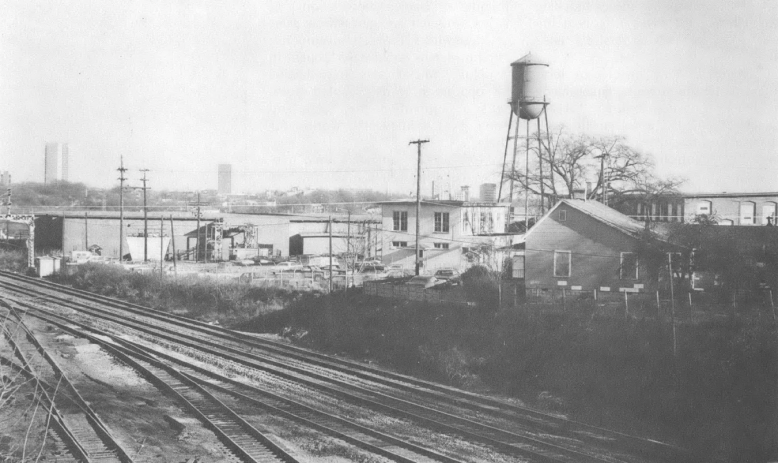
[688, 292, 693, 323]
[562, 288, 566, 312]
[513, 286, 517, 310]
[656, 290, 661, 315]
[770, 290, 776, 321]
[624, 290, 629, 319]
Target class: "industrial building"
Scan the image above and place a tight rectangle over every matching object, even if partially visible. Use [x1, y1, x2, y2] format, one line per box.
[614, 191, 778, 225]
[44, 143, 69, 183]
[34, 210, 379, 263]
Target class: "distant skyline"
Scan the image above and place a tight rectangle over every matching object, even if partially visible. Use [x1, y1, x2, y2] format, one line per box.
[1, 1, 776, 195]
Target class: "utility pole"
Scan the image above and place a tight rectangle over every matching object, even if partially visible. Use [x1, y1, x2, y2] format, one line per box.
[189, 192, 206, 262]
[328, 215, 333, 293]
[3, 188, 10, 247]
[347, 209, 351, 288]
[668, 252, 677, 357]
[160, 216, 164, 270]
[118, 157, 127, 261]
[139, 169, 150, 262]
[169, 215, 178, 277]
[84, 212, 88, 250]
[409, 139, 429, 276]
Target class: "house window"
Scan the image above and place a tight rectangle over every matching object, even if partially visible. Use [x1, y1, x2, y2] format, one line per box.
[433, 242, 449, 249]
[553, 250, 571, 277]
[434, 212, 450, 232]
[512, 251, 525, 279]
[391, 241, 408, 248]
[620, 252, 638, 280]
[392, 211, 407, 231]
[558, 210, 567, 221]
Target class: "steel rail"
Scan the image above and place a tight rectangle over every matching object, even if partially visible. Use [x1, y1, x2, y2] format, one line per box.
[3, 300, 299, 463]
[0, 335, 89, 462]
[2, 304, 133, 462]
[0, 269, 690, 462]
[112, 336, 462, 463]
[7, 293, 617, 463]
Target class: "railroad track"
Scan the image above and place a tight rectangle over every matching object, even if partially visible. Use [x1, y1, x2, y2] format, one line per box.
[1, 306, 133, 462]
[0, 271, 693, 462]
[3, 299, 301, 463]
[9, 300, 461, 463]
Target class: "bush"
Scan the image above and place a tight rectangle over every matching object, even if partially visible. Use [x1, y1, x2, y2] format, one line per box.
[461, 265, 499, 309]
[0, 248, 28, 272]
[54, 263, 295, 324]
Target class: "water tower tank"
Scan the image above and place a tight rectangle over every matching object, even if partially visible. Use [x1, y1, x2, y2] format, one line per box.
[511, 53, 549, 120]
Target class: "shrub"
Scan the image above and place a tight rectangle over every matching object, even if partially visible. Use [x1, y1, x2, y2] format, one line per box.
[0, 248, 28, 272]
[461, 265, 499, 309]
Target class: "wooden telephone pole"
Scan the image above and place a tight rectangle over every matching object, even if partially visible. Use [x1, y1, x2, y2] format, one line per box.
[139, 169, 150, 261]
[117, 157, 127, 261]
[409, 139, 429, 276]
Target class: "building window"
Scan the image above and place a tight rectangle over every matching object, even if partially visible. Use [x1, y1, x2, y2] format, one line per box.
[434, 212, 450, 232]
[558, 210, 567, 221]
[433, 242, 449, 249]
[392, 211, 407, 231]
[462, 210, 470, 233]
[696, 200, 711, 215]
[553, 250, 571, 277]
[391, 241, 408, 248]
[512, 251, 525, 279]
[479, 211, 493, 233]
[620, 252, 638, 280]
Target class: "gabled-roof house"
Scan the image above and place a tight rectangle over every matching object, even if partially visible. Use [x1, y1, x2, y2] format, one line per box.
[523, 199, 676, 292]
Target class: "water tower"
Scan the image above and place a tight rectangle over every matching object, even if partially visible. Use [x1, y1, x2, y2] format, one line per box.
[498, 53, 552, 228]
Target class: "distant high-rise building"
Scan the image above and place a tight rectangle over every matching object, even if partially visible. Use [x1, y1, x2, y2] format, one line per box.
[44, 143, 69, 183]
[218, 164, 232, 195]
[0, 171, 10, 187]
[480, 183, 497, 203]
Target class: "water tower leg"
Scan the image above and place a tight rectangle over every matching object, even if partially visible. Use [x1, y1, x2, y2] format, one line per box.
[498, 105, 514, 202]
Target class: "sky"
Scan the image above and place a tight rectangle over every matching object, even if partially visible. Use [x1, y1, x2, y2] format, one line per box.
[1, 0, 777, 196]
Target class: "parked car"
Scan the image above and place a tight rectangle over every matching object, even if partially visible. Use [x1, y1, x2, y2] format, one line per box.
[275, 261, 302, 268]
[278, 265, 325, 281]
[434, 268, 461, 283]
[404, 275, 441, 288]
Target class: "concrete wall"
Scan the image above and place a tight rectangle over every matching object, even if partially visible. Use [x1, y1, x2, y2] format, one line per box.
[525, 203, 651, 292]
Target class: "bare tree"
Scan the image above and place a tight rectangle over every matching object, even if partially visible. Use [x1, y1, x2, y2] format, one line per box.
[505, 129, 684, 211]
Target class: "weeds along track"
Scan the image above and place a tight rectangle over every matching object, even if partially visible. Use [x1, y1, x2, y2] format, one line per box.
[2, 300, 300, 463]
[0, 272, 688, 463]
[0, 357, 83, 463]
[0, 305, 134, 462]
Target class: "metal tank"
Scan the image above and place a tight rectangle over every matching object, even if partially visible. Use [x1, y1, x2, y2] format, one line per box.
[511, 53, 549, 120]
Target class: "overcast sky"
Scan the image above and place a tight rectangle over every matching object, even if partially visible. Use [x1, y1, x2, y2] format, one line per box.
[1, 1, 777, 196]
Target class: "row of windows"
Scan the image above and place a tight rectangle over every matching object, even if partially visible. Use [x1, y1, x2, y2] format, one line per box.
[553, 250, 638, 280]
[390, 241, 449, 250]
[392, 211, 451, 233]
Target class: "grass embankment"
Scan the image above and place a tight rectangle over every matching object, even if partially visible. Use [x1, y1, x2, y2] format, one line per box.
[51, 263, 300, 324]
[248, 291, 778, 462]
